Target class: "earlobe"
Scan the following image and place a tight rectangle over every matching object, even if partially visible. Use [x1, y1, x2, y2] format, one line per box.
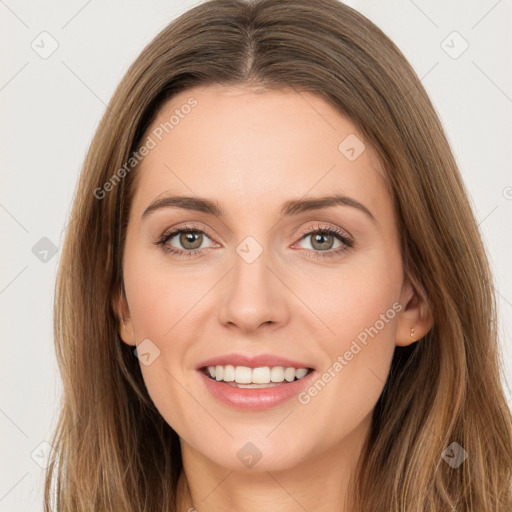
[396, 276, 434, 346]
[119, 318, 137, 346]
[112, 286, 137, 346]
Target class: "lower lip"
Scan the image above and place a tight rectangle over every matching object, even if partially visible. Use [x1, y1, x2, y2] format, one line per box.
[198, 369, 316, 411]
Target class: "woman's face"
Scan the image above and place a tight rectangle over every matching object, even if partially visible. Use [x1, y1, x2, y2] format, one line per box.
[118, 84, 423, 472]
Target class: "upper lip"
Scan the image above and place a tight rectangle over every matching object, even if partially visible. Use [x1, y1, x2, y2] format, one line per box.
[196, 353, 315, 370]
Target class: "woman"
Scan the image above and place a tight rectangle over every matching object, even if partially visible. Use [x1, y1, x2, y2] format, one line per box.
[44, 0, 512, 510]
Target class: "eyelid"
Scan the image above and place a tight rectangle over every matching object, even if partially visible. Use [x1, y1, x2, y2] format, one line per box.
[159, 222, 215, 240]
[295, 222, 353, 241]
[159, 222, 351, 242]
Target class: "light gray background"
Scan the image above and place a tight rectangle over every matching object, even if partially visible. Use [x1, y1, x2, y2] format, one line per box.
[1, 1, 511, 510]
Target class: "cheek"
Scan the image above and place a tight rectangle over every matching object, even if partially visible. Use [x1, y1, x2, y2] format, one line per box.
[122, 246, 213, 433]
[294, 252, 401, 418]
[123, 244, 206, 339]
[293, 248, 402, 349]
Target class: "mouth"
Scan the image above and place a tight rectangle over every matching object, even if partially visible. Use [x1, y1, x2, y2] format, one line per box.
[197, 363, 318, 410]
[200, 365, 315, 388]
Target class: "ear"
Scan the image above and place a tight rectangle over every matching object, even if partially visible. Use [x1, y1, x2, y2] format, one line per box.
[112, 285, 136, 346]
[396, 274, 434, 346]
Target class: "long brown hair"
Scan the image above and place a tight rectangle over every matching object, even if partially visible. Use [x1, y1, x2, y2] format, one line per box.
[45, 0, 512, 510]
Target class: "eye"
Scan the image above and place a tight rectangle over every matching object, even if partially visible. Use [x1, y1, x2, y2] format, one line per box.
[294, 224, 354, 259]
[156, 223, 216, 257]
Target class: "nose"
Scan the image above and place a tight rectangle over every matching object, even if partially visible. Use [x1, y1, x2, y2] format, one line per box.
[217, 243, 290, 333]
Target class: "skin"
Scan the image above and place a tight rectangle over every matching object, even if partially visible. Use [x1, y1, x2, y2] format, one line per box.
[116, 84, 433, 512]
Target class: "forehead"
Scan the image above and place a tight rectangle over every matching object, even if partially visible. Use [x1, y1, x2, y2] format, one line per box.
[130, 84, 390, 222]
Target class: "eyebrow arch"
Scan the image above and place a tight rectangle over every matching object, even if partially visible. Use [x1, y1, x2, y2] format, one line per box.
[141, 193, 376, 223]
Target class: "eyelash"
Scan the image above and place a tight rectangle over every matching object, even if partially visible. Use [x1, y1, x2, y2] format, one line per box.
[155, 223, 354, 260]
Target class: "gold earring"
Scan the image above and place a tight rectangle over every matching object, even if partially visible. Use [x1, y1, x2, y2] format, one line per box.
[410, 327, 415, 340]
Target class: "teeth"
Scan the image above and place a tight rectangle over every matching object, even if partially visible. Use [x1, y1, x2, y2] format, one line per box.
[222, 364, 235, 382]
[205, 365, 310, 384]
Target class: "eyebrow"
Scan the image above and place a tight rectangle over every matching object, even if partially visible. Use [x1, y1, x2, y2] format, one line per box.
[141, 193, 376, 223]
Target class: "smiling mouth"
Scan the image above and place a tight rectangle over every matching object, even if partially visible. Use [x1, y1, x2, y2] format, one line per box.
[200, 365, 314, 388]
